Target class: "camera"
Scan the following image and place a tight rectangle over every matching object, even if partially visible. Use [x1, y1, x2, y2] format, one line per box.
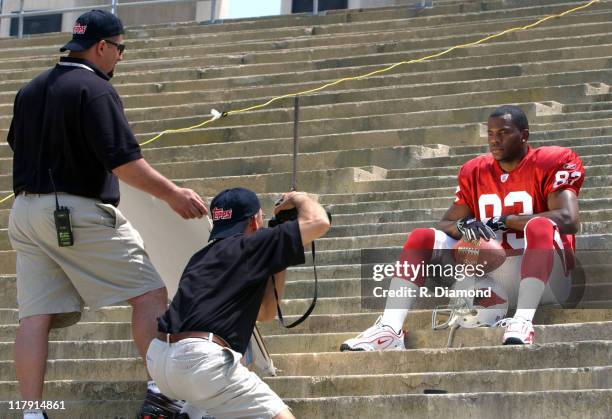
[268, 206, 332, 228]
[268, 208, 298, 228]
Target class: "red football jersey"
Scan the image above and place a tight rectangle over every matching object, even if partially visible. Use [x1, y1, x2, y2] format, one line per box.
[454, 146, 585, 250]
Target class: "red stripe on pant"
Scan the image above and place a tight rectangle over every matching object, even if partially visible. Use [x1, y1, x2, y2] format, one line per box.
[397, 228, 435, 287]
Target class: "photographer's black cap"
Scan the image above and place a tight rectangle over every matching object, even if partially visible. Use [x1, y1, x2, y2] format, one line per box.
[209, 188, 261, 241]
[60, 9, 124, 52]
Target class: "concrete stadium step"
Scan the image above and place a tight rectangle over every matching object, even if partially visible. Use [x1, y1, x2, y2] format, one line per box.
[295, 232, 612, 266]
[127, 85, 610, 147]
[1, 0, 607, 65]
[1, 118, 610, 174]
[79, 43, 612, 103]
[120, 98, 612, 135]
[444, 135, 612, 156]
[0, 380, 146, 403]
[1, 13, 608, 82]
[70, 77, 611, 139]
[0, 339, 609, 381]
[1, 320, 608, 362]
[1, 270, 609, 310]
[275, 340, 611, 375]
[419, 141, 612, 168]
[537, 109, 612, 124]
[267, 366, 612, 398]
[283, 389, 612, 419]
[0, 322, 134, 342]
[262, 321, 612, 354]
[0, 340, 138, 361]
[0, 295, 353, 320]
[565, 101, 612, 113]
[326, 197, 611, 219]
[388, 154, 612, 178]
[1, 26, 610, 92]
[4, 364, 608, 404]
[0, 304, 134, 324]
[258, 309, 612, 336]
[353, 173, 612, 194]
[0, 367, 610, 406]
[89, 62, 609, 111]
[105, 70, 612, 130]
[3, 390, 608, 419]
[128, 117, 612, 158]
[325, 211, 612, 236]
[113, 40, 611, 85]
[138, 135, 609, 174]
[4, 13, 611, 73]
[388, 154, 610, 178]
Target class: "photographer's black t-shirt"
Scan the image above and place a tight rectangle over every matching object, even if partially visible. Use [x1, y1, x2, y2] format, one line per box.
[157, 220, 305, 354]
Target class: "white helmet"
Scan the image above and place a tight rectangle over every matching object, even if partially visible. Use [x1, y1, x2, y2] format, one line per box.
[432, 277, 508, 329]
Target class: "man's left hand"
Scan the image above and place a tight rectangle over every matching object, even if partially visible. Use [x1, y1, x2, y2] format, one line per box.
[486, 216, 508, 232]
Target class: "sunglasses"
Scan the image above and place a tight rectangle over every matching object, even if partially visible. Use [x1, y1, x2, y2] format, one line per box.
[102, 39, 125, 54]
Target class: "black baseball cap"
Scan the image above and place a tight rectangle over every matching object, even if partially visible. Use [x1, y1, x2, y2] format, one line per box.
[60, 10, 124, 52]
[209, 188, 261, 241]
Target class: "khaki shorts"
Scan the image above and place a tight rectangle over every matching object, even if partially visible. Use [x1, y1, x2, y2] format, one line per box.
[8, 193, 165, 328]
[147, 337, 288, 418]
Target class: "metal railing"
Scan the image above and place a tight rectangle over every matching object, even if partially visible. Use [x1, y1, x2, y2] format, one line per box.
[0, 0, 216, 39]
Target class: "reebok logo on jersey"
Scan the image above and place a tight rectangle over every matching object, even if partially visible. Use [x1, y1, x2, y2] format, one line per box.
[564, 163, 577, 169]
[73, 23, 87, 35]
[212, 207, 232, 221]
[500, 173, 509, 183]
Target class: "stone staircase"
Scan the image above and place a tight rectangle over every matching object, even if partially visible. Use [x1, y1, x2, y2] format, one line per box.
[1, 0, 612, 417]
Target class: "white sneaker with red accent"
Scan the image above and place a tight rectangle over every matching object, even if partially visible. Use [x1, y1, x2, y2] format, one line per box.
[339, 316, 405, 351]
[497, 317, 535, 345]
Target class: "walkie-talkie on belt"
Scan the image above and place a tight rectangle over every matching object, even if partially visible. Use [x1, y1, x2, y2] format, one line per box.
[49, 169, 74, 247]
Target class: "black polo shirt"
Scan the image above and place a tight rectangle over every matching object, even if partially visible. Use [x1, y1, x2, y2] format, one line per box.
[7, 57, 142, 206]
[158, 220, 305, 354]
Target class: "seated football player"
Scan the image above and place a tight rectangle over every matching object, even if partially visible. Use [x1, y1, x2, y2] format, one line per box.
[341, 105, 584, 350]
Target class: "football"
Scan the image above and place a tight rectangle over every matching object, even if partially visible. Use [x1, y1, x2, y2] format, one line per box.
[453, 237, 506, 273]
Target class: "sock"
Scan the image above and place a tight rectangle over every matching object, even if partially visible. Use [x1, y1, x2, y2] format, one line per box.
[380, 277, 419, 332]
[148, 380, 161, 394]
[23, 410, 45, 419]
[379, 228, 435, 332]
[515, 277, 546, 322]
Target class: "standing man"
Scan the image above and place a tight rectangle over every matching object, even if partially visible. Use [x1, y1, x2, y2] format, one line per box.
[147, 188, 330, 418]
[7, 10, 208, 419]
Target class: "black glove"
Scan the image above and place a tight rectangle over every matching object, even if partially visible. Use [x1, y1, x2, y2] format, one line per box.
[456, 217, 496, 241]
[485, 215, 508, 232]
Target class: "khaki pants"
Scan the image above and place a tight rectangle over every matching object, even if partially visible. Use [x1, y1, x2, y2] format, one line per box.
[8, 193, 165, 328]
[147, 337, 288, 418]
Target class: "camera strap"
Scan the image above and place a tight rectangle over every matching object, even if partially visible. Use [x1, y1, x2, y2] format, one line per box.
[272, 241, 317, 329]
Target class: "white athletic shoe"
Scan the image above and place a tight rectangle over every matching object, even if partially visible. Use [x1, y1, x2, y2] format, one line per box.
[496, 317, 535, 345]
[340, 316, 406, 351]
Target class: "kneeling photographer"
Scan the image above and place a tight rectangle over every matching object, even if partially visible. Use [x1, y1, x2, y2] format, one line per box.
[146, 187, 330, 419]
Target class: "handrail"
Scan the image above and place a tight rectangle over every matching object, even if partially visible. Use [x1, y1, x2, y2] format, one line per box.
[0, 0, 214, 38]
